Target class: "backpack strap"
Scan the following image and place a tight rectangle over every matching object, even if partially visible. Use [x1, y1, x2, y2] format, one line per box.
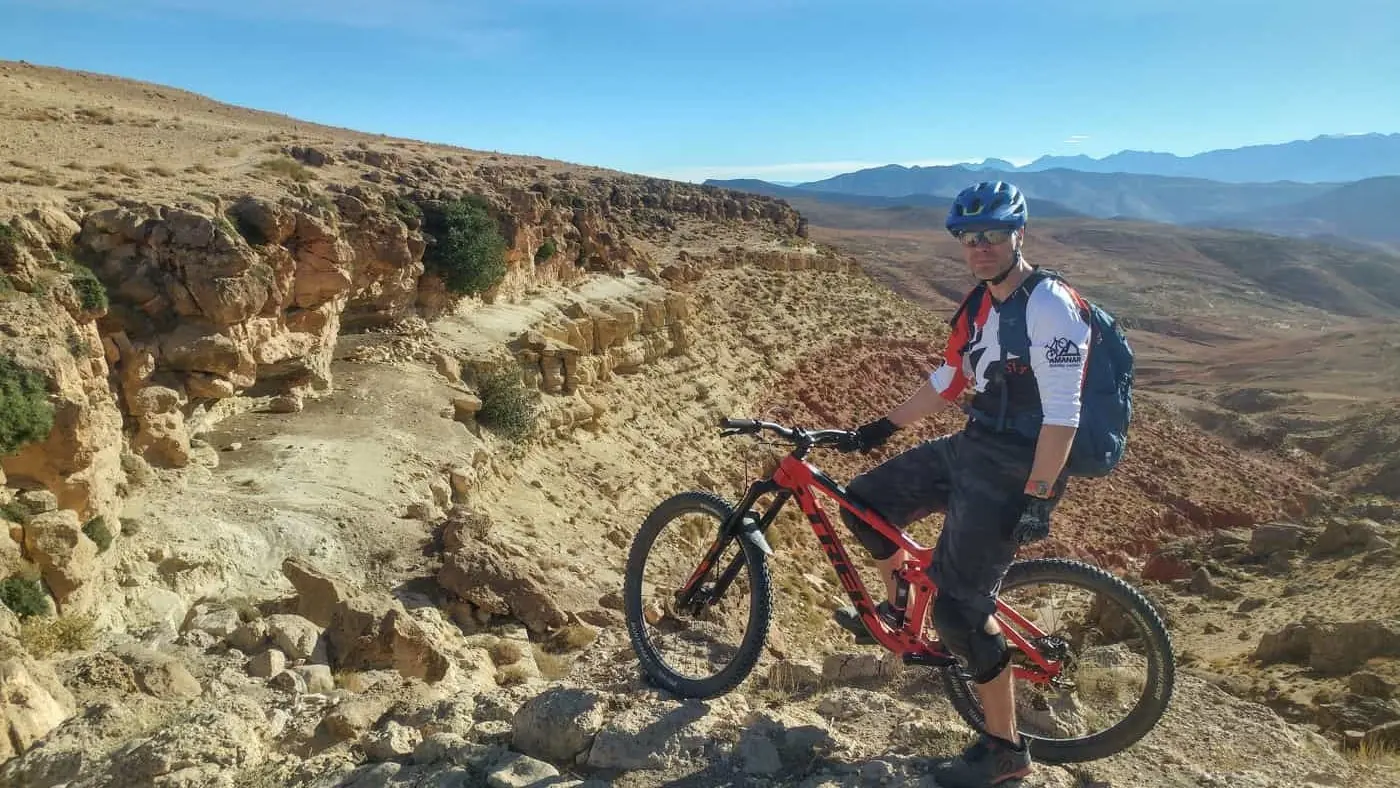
[1022, 266, 1092, 322]
[948, 282, 988, 357]
[948, 282, 987, 331]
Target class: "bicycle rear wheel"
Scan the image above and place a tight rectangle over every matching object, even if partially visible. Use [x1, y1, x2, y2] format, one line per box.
[941, 558, 1175, 763]
[622, 491, 772, 699]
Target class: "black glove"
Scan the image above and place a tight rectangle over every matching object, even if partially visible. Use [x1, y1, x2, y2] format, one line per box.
[837, 417, 899, 454]
[1009, 494, 1055, 544]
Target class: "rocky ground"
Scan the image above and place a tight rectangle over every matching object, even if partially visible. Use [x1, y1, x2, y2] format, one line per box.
[1137, 514, 1400, 754]
[1, 59, 1399, 788]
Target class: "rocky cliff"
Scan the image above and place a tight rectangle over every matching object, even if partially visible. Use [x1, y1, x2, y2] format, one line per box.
[0, 142, 805, 617]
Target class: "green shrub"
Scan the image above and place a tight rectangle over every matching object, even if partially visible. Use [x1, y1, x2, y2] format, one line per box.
[534, 238, 557, 264]
[421, 196, 508, 296]
[0, 575, 48, 618]
[225, 213, 264, 246]
[0, 356, 54, 456]
[55, 252, 108, 312]
[0, 223, 19, 269]
[65, 328, 91, 358]
[70, 267, 107, 311]
[82, 516, 113, 552]
[476, 371, 538, 441]
[390, 194, 423, 223]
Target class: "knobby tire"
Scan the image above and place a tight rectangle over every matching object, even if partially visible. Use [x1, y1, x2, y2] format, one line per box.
[941, 558, 1176, 763]
[623, 491, 773, 699]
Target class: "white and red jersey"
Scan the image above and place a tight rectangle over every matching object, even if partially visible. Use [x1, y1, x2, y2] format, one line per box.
[930, 273, 1092, 428]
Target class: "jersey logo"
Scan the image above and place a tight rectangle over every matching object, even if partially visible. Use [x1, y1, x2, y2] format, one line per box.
[1045, 337, 1082, 367]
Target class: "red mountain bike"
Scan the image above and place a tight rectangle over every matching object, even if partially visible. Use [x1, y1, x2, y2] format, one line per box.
[623, 418, 1175, 764]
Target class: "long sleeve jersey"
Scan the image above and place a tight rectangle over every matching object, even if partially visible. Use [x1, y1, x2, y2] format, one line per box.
[929, 274, 1092, 428]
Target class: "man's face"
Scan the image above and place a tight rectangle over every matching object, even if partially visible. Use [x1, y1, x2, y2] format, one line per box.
[955, 225, 1020, 281]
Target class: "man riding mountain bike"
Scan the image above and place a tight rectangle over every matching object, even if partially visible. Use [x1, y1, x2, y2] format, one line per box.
[832, 181, 1094, 787]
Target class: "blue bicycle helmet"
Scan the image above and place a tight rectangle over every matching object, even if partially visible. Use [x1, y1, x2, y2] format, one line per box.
[945, 181, 1028, 233]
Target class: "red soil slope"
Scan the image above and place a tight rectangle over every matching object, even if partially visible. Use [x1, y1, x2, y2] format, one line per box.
[754, 337, 1327, 570]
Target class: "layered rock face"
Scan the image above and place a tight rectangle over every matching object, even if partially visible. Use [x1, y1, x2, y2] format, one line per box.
[0, 167, 802, 623]
[1, 208, 125, 525]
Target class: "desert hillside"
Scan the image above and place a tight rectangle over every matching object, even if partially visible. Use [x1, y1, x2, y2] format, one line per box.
[1, 60, 1398, 788]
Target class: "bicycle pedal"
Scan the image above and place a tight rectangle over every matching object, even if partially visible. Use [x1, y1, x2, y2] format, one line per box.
[901, 651, 959, 668]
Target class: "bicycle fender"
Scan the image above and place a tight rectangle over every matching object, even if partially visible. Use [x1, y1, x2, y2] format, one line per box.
[738, 512, 774, 556]
[741, 528, 774, 556]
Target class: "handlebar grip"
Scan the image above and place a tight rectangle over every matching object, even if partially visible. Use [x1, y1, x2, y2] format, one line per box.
[719, 418, 758, 430]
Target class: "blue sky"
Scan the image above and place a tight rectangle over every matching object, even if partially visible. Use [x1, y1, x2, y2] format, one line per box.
[3, 0, 1397, 183]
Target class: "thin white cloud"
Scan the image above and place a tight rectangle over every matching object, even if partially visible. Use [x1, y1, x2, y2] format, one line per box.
[1064, 135, 1090, 144]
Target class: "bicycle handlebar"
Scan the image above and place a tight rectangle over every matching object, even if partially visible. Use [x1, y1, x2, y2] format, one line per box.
[718, 417, 855, 450]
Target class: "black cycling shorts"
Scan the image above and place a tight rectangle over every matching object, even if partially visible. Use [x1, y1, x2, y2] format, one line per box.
[840, 421, 1064, 617]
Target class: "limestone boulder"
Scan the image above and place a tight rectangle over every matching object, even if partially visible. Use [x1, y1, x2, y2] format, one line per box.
[0, 656, 75, 762]
[22, 509, 98, 606]
[265, 613, 327, 663]
[324, 595, 463, 684]
[511, 686, 610, 764]
[281, 557, 357, 628]
[438, 545, 568, 635]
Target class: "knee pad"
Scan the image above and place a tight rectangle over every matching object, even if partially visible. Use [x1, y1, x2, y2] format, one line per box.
[932, 595, 1010, 684]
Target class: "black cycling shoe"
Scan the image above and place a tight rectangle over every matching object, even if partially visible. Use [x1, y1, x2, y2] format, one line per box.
[930, 732, 1033, 787]
[833, 600, 905, 645]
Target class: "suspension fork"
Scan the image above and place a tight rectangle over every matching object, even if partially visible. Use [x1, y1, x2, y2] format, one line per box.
[676, 481, 789, 611]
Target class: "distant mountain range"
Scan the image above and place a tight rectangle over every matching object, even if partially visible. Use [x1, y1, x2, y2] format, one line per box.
[703, 179, 1087, 233]
[966, 132, 1400, 184]
[782, 167, 1337, 225]
[705, 137, 1400, 245]
[1188, 176, 1400, 242]
[704, 179, 1086, 218]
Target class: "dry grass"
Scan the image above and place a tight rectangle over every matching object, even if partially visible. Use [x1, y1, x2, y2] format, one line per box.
[1348, 736, 1400, 767]
[96, 162, 140, 177]
[489, 638, 528, 665]
[532, 643, 574, 679]
[14, 107, 66, 122]
[74, 106, 117, 125]
[755, 659, 820, 705]
[255, 157, 312, 182]
[19, 614, 97, 657]
[546, 623, 598, 652]
[495, 662, 535, 686]
[0, 171, 60, 187]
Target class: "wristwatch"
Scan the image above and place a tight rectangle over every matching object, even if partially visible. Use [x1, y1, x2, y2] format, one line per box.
[1024, 480, 1054, 499]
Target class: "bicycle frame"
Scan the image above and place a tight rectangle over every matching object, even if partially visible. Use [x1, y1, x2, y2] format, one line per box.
[682, 451, 1067, 685]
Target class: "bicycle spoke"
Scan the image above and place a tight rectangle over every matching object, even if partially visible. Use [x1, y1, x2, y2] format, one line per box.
[636, 508, 757, 683]
[943, 559, 1174, 763]
[1001, 582, 1152, 740]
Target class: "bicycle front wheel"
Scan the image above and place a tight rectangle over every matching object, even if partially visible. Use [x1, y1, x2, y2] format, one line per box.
[622, 491, 773, 699]
[941, 558, 1176, 763]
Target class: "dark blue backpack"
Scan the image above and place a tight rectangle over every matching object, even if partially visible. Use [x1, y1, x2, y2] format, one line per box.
[955, 268, 1134, 477]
